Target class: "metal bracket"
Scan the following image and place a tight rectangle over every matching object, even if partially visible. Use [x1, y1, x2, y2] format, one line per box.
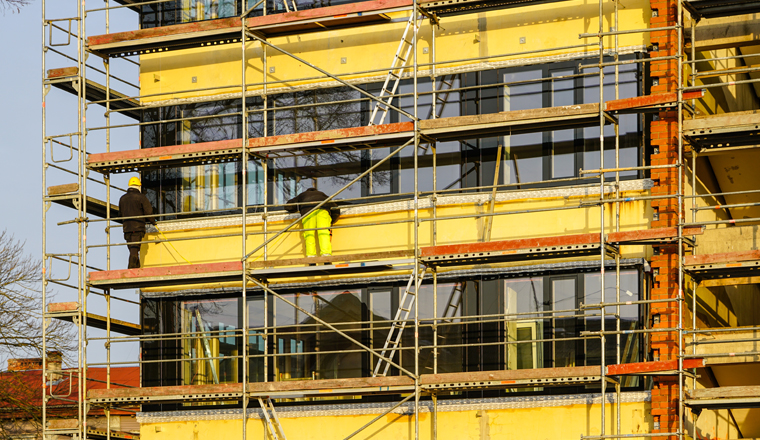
[46, 254, 73, 282]
[48, 134, 76, 164]
[47, 18, 74, 47]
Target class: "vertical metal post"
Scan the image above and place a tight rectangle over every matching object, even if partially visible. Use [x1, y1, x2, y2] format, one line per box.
[597, 0, 607, 436]
[676, 1, 685, 439]
[79, 0, 88, 437]
[41, 0, 49, 437]
[613, 0, 622, 437]
[241, 15, 250, 440]
[412, 4, 420, 440]
[263, 43, 269, 261]
[104, 0, 113, 408]
[690, 20, 698, 440]
[433, 270, 438, 374]
[431, 24, 438, 247]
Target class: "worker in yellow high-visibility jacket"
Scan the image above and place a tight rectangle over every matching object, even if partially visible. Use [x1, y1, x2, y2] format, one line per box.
[285, 188, 340, 258]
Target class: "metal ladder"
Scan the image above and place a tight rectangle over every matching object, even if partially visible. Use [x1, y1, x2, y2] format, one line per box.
[441, 281, 464, 322]
[258, 397, 287, 440]
[429, 74, 459, 119]
[367, 13, 422, 126]
[372, 265, 427, 377]
[281, 0, 297, 12]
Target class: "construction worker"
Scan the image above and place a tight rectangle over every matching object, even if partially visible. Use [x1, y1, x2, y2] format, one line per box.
[285, 188, 340, 258]
[119, 176, 156, 269]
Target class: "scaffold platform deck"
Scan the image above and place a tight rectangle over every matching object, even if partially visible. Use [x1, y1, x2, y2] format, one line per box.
[686, 385, 760, 409]
[420, 227, 703, 267]
[88, 261, 245, 290]
[47, 302, 141, 335]
[684, 110, 760, 154]
[46, 67, 140, 120]
[87, 0, 412, 57]
[89, 250, 415, 289]
[89, 360, 703, 404]
[683, 0, 760, 19]
[684, 250, 760, 281]
[46, 184, 121, 221]
[87, 123, 414, 174]
[86, 92, 700, 174]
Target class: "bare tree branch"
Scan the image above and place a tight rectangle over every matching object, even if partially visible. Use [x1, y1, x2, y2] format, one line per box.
[0, 230, 76, 367]
[0, 0, 31, 14]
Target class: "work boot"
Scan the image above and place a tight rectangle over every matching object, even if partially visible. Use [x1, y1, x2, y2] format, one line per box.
[128, 250, 141, 269]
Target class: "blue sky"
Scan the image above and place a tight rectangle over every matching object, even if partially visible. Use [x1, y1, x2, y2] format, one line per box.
[0, 1, 141, 366]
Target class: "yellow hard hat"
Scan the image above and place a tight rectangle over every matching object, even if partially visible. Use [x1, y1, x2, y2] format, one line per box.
[128, 177, 142, 187]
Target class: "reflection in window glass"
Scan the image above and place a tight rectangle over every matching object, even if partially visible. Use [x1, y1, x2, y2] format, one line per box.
[143, 270, 642, 394]
[181, 298, 240, 385]
[248, 296, 266, 382]
[411, 282, 464, 374]
[505, 277, 544, 371]
[552, 277, 577, 368]
[142, 60, 642, 218]
[504, 69, 544, 187]
[550, 69, 576, 179]
[271, 290, 364, 381]
[369, 289, 392, 372]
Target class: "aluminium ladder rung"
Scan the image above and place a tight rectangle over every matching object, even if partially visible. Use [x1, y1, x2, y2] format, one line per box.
[258, 397, 287, 440]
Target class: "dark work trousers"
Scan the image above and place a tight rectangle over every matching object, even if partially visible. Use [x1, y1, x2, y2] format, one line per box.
[124, 231, 145, 269]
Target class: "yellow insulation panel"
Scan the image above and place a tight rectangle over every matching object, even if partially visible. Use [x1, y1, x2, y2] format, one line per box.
[139, 400, 653, 440]
[140, 188, 653, 274]
[139, 0, 651, 103]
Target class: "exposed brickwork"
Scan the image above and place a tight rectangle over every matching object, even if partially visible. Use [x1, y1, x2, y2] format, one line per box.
[648, 1, 683, 439]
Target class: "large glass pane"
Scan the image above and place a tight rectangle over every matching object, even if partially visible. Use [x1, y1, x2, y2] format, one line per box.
[552, 277, 577, 367]
[583, 64, 641, 179]
[181, 298, 240, 385]
[272, 290, 363, 381]
[583, 271, 641, 374]
[504, 277, 544, 370]
[248, 296, 266, 382]
[504, 69, 544, 185]
[550, 69, 576, 179]
[403, 282, 463, 374]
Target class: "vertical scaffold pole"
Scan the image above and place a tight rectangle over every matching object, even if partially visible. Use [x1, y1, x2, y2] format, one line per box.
[689, 16, 698, 440]
[677, 0, 685, 439]
[41, 0, 49, 437]
[597, 0, 607, 436]
[79, 0, 88, 437]
[104, 0, 113, 404]
[241, 12, 250, 440]
[613, 0, 622, 437]
[412, 3, 420, 440]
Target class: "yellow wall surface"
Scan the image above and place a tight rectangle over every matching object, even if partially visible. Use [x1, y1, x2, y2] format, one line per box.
[139, 0, 652, 103]
[140, 401, 653, 440]
[140, 186, 652, 266]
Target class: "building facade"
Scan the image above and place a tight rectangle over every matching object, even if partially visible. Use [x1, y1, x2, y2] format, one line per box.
[40, 0, 760, 439]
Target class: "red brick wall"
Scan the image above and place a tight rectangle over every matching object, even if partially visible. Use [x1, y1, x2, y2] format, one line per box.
[649, 0, 682, 439]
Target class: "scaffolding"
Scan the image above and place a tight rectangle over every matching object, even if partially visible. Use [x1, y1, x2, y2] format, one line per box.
[39, 0, 760, 439]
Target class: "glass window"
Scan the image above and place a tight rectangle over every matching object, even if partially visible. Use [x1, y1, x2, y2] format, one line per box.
[141, 0, 378, 28]
[142, 270, 643, 396]
[141, 60, 642, 217]
[181, 298, 241, 385]
[504, 277, 544, 371]
[271, 289, 364, 381]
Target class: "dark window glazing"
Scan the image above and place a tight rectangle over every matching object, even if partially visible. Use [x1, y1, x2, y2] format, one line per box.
[142, 59, 643, 219]
[141, 0, 377, 28]
[141, 269, 643, 400]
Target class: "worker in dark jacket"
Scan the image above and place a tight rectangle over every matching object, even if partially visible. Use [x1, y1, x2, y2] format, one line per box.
[118, 177, 156, 269]
[285, 188, 340, 257]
